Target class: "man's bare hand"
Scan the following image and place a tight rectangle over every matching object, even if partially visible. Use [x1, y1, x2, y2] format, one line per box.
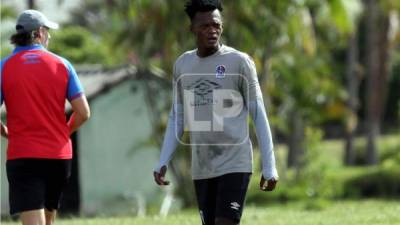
[153, 165, 170, 186]
[1, 123, 8, 138]
[260, 175, 277, 191]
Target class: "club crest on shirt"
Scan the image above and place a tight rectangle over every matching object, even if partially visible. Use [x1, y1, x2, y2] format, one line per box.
[215, 65, 226, 79]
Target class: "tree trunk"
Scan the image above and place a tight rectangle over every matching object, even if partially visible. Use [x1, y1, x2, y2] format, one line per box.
[28, 0, 35, 9]
[344, 30, 360, 166]
[287, 110, 304, 169]
[364, 0, 391, 165]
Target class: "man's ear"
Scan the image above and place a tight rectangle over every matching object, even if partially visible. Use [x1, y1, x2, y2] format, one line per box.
[33, 30, 40, 39]
[35, 27, 46, 39]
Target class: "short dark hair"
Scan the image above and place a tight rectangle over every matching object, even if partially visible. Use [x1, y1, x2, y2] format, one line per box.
[185, 0, 223, 21]
[10, 30, 37, 46]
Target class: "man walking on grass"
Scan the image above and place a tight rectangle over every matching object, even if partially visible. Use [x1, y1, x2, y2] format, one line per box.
[154, 1, 278, 225]
[1, 10, 90, 225]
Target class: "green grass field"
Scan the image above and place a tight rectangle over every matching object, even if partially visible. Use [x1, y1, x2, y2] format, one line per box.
[2, 200, 399, 225]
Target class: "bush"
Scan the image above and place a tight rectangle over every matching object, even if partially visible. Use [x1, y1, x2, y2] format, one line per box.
[343, 167, 400, 198]
[247, 134, 400, 205]
[380, 136, 400, 165]
[49, 26, 110, 65]
[247, 127, 340, 204]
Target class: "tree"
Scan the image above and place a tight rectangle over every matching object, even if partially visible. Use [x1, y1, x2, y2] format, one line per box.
[344, 29, 361, 165]
[341, 0, 363, 165]
[363, 0, 396, 165]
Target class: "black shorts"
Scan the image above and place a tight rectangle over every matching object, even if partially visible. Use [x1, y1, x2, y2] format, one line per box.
[6, 158, 72, 215]
[194, 172, 251, 225]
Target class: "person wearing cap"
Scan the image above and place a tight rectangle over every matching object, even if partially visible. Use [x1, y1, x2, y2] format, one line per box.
[0, 9, 90, 225]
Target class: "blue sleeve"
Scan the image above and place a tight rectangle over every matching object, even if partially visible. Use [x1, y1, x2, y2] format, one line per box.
[61, 58, 84, 101]
[249, 99, 278, 180]
[154, 103, 184, 173]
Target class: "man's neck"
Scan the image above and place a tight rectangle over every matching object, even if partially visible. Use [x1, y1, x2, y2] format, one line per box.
[33, 40, 46, 48]
[197, 44, 221, 58]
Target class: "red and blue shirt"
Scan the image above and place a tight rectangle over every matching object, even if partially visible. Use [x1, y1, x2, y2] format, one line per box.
[1, 44, 83, 160]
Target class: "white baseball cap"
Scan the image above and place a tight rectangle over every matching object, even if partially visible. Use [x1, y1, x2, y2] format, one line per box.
[16, 9, 59, 33]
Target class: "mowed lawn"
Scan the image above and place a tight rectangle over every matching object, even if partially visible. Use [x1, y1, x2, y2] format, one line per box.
[2, 200, 399, 225]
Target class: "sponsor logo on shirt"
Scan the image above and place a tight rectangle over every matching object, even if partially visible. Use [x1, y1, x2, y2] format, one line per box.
[186, 78, 221, 106]
[22, 53, 40, 64]
[187, 78, 221, 97]
[187, 78, 222, 98]
[216, 65, 226, 78]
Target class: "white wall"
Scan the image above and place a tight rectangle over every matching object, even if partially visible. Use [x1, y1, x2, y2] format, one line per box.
[78, 79, 168, 215]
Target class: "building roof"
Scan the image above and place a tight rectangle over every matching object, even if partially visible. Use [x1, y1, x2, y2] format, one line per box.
[76, 65, 138, 101]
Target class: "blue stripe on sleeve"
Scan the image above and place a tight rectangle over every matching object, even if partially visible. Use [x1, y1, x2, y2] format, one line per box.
[60, 58, 84, 101]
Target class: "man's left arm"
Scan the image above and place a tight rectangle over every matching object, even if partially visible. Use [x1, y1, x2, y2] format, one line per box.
[249, 99, 278, 191]
[241, 54, 278, 191]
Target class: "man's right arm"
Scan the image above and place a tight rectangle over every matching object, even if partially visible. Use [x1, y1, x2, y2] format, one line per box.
[153, 103, 184, 185]
[62, 57, 89, 134]
[154, 61, 185, 185]
[154, 103, 184, 172]
[68, 95, 90, 134]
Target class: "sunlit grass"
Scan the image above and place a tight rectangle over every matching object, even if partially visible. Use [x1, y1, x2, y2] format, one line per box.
[2, 200, 399, 225]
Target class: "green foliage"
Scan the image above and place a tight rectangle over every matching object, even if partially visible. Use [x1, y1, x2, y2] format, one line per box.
[70, 0, 194, 74]
[0, 4, 17, 19]
[0, 45, 12, 59]
[247, 134, 400, 205]
[48, 26, 111, 65]
[343, 167, 400, 198]
[315, 0, 362, 35]
[345, 133, 400, 165]
[380, 134, 400, 170]
[297, 127, 334, 199]
[0, 5, 16, 58]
